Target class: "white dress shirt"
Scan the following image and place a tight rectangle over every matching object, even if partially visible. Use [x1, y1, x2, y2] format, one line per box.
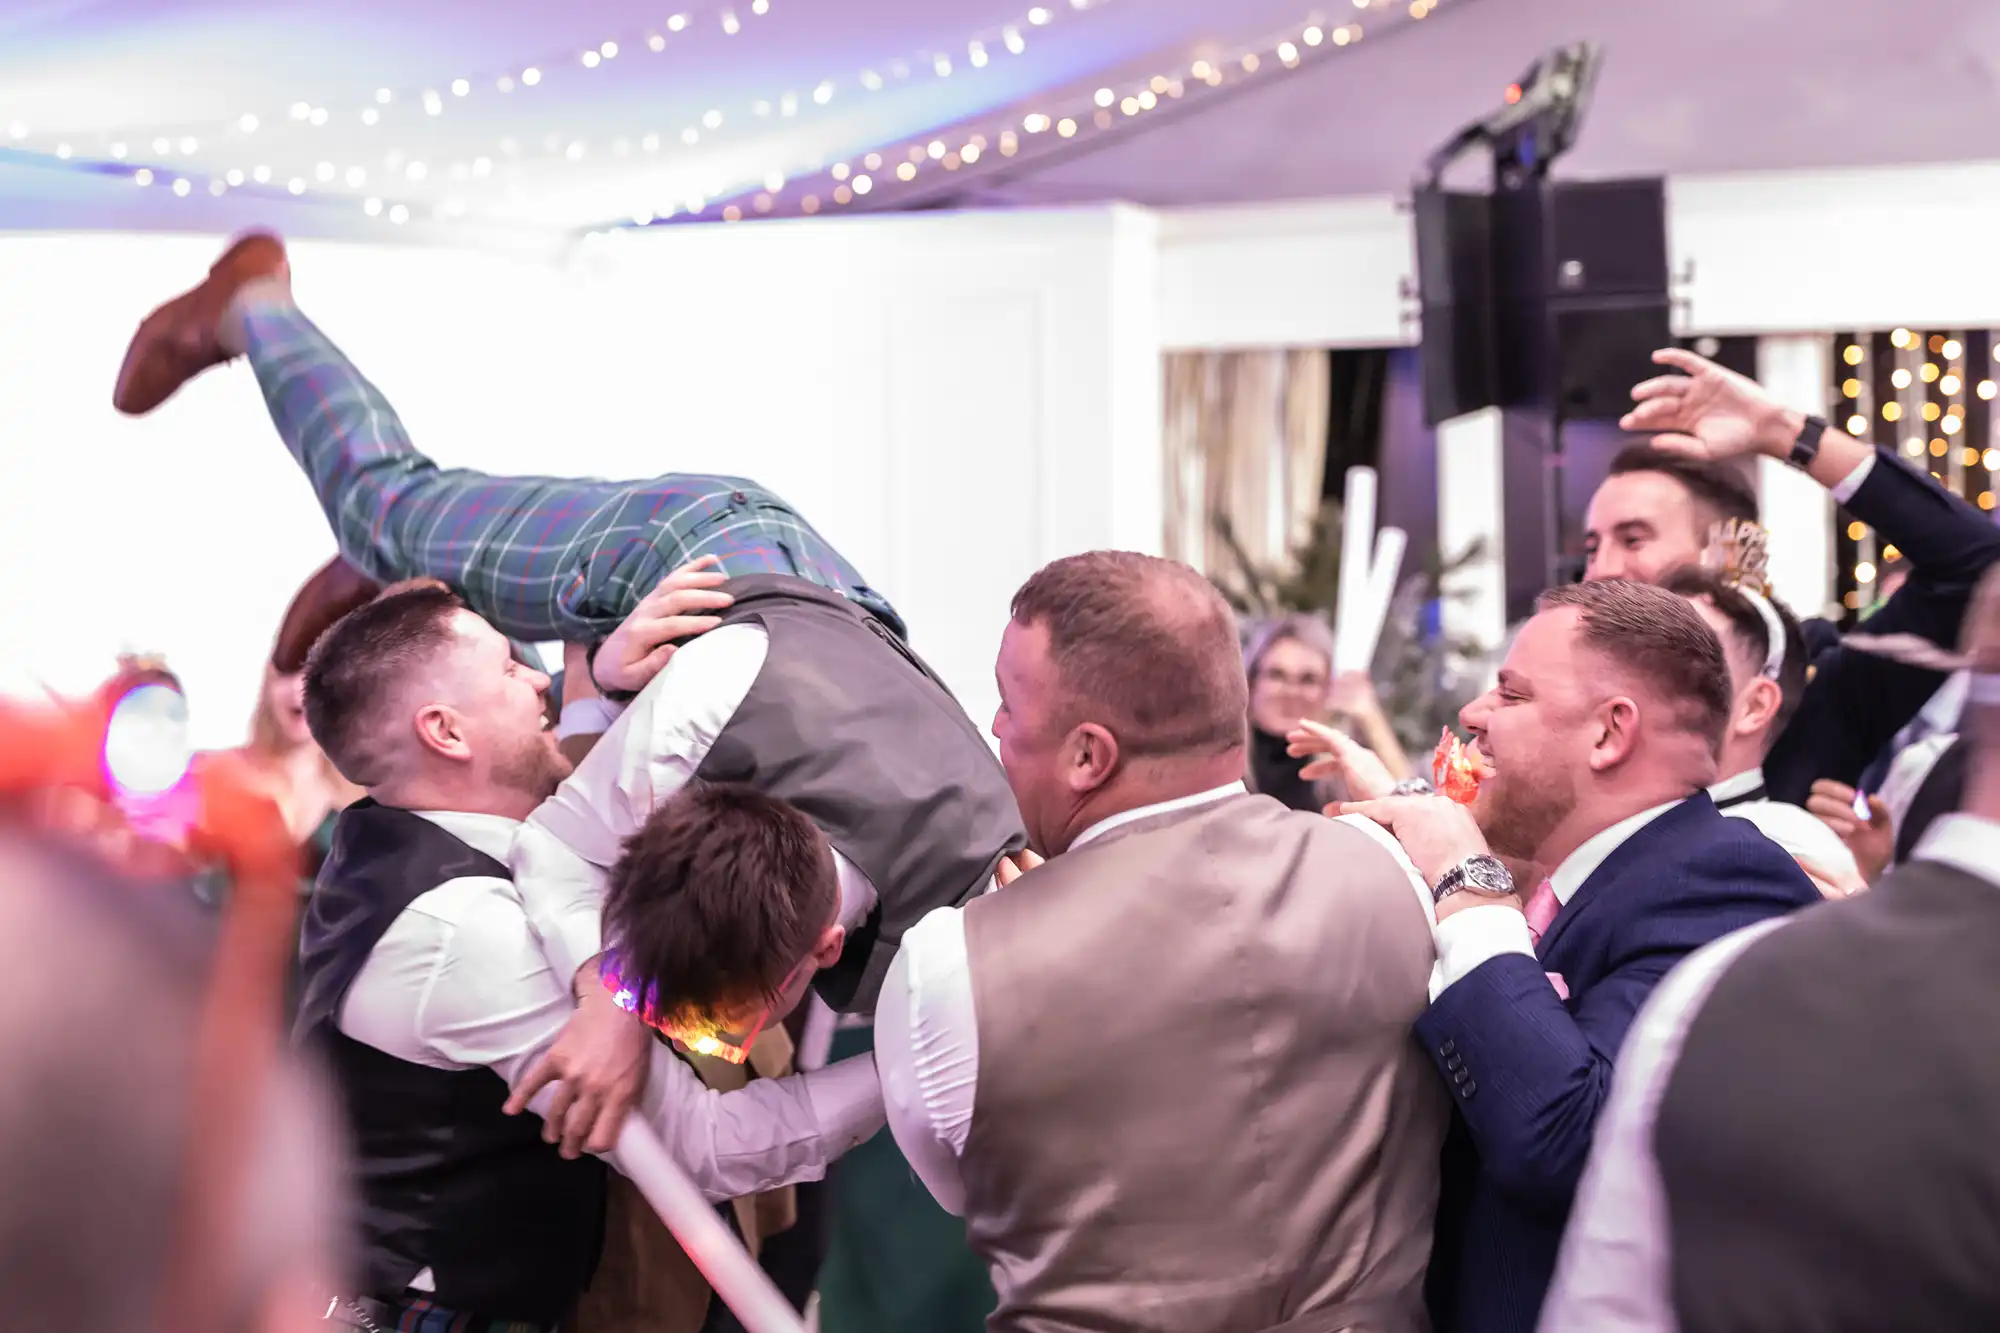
[338, 810, 884, 1213]
[1431, 800, 1682, 1000]
[1708, 766, 1862, 893]
[873, 783, 1437, 1216]
[1830, 451, 1876, 505]
[1539, 811, 2000, 1332]
[511, 622, 879, 986]
[1880, 731, 1960, 849]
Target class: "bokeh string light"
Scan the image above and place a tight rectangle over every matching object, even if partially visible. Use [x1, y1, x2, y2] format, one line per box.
[3, 0, 780, 150]
[588, 0, 1441, 230]
[1835, 329, 2000, 612]
[5, 0, 1452, 234]
[0, 0, 1120, 228]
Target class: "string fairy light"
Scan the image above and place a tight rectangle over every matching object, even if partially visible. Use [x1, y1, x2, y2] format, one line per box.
[1844, 328, 2000, 603]
[9, 0, 1125, 235]
[1841, 335, 1877, 611]
[4, 0, 779, 162]
[0, 0, 777, 229]
[8, 0, 1440, 237]
[612, 0, 1433, 229]
[573, 0, 1125, 224]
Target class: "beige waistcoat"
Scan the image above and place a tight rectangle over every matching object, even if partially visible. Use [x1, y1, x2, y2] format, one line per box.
[960, 794, 1446, 1333]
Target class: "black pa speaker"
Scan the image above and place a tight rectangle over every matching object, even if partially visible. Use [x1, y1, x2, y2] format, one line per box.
[1414, 188, 1495, 425]
[1492, 177, 1670, 419]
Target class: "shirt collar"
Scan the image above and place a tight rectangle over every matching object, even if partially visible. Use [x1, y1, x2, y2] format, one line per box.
[1071, 781, 1246, 851]
[831, 850, 879, 931]
[1708, 767, 1767, 803]
[1547, 799, 1684, 906]
[1913, 813, 2000, 888]
[410, 809, 523, 865]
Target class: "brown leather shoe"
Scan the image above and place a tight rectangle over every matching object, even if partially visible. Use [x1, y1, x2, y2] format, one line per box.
[112, 231, 290, 416]
[270, 556, 382, 674]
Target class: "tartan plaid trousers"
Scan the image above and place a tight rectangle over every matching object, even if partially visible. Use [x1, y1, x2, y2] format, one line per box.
[241, 303, 901, 644]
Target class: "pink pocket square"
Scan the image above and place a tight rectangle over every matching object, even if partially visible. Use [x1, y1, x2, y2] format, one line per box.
[1546, 972, 1570, 1000]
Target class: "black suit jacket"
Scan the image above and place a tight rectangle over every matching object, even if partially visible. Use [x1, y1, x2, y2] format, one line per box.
[1764, 446, 2000, 805]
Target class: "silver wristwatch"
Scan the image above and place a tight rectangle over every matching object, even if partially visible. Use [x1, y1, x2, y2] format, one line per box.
[1432, 854, 1514, 906]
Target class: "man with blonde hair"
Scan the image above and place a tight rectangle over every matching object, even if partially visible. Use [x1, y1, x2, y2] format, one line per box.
[876, 550, 1448, 1333]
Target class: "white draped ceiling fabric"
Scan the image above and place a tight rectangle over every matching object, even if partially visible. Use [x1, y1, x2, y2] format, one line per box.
[3, 0, 1997, 244]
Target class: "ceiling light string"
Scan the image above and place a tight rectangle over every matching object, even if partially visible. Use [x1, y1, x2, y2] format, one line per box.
[599, 0, 1434, 228]
[13, 131, 510, 226]
[5, 0, 1104, 227]
[105, 156, 560, 240]
[113, 155, 433, 225]
[0, 0, 783, 167]
[5, 137, 460, 229]
[515, 0, 1115, 191]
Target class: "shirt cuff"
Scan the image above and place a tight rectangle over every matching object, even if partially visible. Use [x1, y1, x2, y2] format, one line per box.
[799, 1053, 887, 1160]
[1431, 902, 1538, 1001]
[557, 697, 626, 739]
[1829, 450, 1876, 504]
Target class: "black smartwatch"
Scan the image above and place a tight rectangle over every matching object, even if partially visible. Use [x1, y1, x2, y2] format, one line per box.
[1788, 413, 1828, 470]
[1432, 854, 1515, 906]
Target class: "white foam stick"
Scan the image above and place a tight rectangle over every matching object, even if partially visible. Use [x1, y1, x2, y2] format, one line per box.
[530, 1089, 806, 1333]
[1349, 526, 1408, 673]
[1333, 467, 1378, 673]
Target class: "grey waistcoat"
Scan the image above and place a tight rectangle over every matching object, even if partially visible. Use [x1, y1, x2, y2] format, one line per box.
[691, 575, 1026, 1013]
[1654, 857, 2000, 1331]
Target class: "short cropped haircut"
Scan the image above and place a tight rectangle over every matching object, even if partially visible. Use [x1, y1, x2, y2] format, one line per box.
[302, 582, 465, 786]
[604, 783, 839, 1028]
[1661, 565, 1809, 735]
[1538, 578, 1734, 754]
[1609, 444, 1760, 531]
[1010, 551, 1247, 757]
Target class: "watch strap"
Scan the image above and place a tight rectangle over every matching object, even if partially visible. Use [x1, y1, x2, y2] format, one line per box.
[1788, 414, 1827, 470]
[1432, 863, 1469, 904]
[1432, 854, 1514, 906]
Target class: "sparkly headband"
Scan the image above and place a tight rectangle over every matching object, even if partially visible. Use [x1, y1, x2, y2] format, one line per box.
[1737, 586, 1789, 681]
[1703, 519, 1788, 681]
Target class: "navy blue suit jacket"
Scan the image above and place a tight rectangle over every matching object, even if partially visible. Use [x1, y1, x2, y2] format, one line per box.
[1414, 794, 1819, 1333]
[1766, 446, 2000, 805]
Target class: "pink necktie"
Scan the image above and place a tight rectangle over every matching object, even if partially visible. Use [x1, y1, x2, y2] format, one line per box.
[1523, 878, 1560, 945]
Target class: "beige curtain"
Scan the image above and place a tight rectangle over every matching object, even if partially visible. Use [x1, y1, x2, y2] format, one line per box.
[1163, 349, 1332, 578]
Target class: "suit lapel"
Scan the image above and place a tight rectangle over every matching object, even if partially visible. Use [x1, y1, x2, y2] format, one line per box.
[1537, 794, 1719, 961]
